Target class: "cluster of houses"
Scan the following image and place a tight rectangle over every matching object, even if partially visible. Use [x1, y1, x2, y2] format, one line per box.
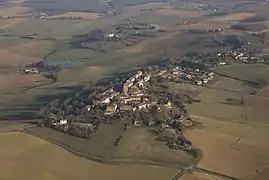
[156, 66, 215, 86]
[88, 70, 155, 116]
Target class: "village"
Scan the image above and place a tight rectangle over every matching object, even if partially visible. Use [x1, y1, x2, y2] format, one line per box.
[34, 44, 269, 156]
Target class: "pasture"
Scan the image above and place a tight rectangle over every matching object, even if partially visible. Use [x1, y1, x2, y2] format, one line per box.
[169, 82, 244, 121]
[22, 125, 194, 168]
[0, 132, 180, 180]
[213, 64, 269, 84]
[114, 128, 195, 167]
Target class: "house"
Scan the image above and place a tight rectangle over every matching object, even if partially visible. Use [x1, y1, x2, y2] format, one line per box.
[120, 105, 136, 111]
[130, 76, 136, 82]
[24, 68, 39, 74]
[208, 72, 214, 76]
[105, 104, 118, 115]
[107, 33, 120, 40]
[84, 105, 92, 112]
[128, 85, 142, 96]
[101, 88, 114, 95]
[135, 70, 143, 78]
[218, 62, 227, 66]
[173, 71, 180, 75]
[164, 101, 172, 109]
[133, 120, 142, 127]
[157, 69, 167, 76]
[123, 96, 142, 104]
[208, 76, 214, 81]
[196, 80, 202, 86]
[144, 74, 151, 82]
[123, 81, 133, 94]
[100, 97, 110, 104]
[137, 80, 145, 89]
[137, 102, 151, 110]
[59, 119, 68, 125]
[109, 91, 120, 100]
[203, 78, 208, 84]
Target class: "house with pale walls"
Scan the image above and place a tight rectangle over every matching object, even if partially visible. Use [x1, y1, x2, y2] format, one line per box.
[120, 105, 136, 112]
[105, 103, 119, 115]
[156, 69, 167, 76]
[100, 97, 110, 104]
[123, 96, 142, 104]
[137, 79, 145, 89]
[123, 81, 133, 94]
[144, 74, 151, 82]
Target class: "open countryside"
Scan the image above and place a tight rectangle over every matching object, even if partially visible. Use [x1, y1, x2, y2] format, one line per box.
[0, 0, 269, 180]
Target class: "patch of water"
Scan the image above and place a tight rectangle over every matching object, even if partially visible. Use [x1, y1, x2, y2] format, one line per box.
[46, 60, 86, 68]
[229, 20, 240, 25]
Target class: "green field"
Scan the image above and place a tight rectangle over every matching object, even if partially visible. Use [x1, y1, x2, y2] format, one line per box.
[214, 64, 269, 84]
[22, 125, 194, 167]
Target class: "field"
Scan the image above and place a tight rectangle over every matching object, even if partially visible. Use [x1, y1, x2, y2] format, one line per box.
[0, 132, 180, 180]
[22, 124, 195, 168]
[169, 64, 269, 124]
[0, 0, 269, 179]
[114, 128, 195, 166]
[48, 12, 102, 20]
[155, 9, 205, 18]
[0, 19, 22, 29]
[185, 117, 269, 179]
[182, 171, 224, 180]
[170, 81, 244, 121]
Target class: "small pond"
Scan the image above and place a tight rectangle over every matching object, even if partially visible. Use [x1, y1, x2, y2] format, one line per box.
[46, 59, 86, 68]
[229, 20, 240, 26]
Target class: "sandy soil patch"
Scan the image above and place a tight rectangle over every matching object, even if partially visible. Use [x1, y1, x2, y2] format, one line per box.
[155, 9, 203, 18]
[0, 132, 179, 180]
[185, 118, 269, 179]
[49, 12, 101, 20]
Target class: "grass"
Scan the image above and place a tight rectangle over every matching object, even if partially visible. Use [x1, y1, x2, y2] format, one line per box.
[129, 13, 191, 25]
[115, 128, 195, 167]
[169, 82, 244, 121]
[3, 19, 94, 38]
[0, 131, 180, 180]
[23, 124, 195, 168]
[213, 64, 269, 84]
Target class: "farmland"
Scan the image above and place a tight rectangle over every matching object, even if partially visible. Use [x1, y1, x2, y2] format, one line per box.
[0, 132, 180, 180]
[1, 0, 269, 180]
[185, 116, 269, 179]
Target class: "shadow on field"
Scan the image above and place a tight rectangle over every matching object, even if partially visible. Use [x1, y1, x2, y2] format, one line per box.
[0, 87, 77, 121]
